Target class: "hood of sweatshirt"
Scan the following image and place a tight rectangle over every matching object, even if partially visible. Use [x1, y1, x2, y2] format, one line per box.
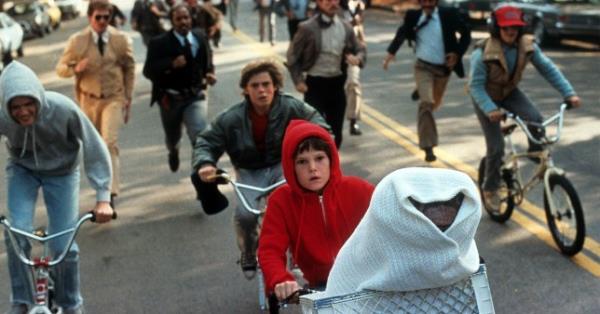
[281, 119, 341, 196]
[0, 61, 50, 167]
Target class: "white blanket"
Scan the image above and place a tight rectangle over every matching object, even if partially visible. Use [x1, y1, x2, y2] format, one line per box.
[323, 167, 482, 297]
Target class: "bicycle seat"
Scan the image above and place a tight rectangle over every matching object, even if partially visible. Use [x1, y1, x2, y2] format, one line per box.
[501, 124, 518, 136]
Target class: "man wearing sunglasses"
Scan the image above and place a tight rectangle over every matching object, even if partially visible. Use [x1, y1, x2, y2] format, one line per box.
[56, 0, 135, 209]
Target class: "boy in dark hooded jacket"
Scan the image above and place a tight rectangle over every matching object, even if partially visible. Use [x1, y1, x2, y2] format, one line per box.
[258, 119, 374, 301]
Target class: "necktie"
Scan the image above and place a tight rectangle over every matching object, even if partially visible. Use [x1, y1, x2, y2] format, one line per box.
[414, 13, 432, 32]
[98, 35, 105, 56]
[183, 37, 193, 61]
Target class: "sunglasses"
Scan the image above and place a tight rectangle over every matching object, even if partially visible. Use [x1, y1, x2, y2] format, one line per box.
[94, 14, 110, 21]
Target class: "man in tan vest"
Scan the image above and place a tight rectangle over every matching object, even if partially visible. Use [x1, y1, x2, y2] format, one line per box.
[56, 0, 135, 208]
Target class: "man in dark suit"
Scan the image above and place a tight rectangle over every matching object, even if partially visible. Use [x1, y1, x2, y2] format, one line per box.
[143, 4, 216, 173]
[383, 0, 470, 162]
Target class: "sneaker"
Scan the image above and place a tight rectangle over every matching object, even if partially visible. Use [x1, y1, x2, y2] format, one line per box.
[483, 190, 501, 212]
[411, 89, 419, 101]
[168, 150, 179, 172]
[5, 304, 27, 314]
[349, 121, 362, 136]
[239, 252, 257, 279]
[424, 147, 436, 162]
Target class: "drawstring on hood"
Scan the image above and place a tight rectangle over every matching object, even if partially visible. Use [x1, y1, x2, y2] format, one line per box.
[1, 61, 47, 167]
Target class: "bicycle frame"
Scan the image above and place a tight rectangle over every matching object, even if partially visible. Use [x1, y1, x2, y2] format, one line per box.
[502, 103, 569, 213]
[0, 212, 95, 312]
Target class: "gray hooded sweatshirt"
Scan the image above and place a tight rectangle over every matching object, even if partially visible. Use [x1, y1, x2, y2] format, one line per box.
[0, 61, 112, 202]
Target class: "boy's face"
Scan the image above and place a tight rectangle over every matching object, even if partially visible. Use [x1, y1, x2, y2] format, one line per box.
[244, 71, 276, 114]
[9, 96, 38, 127]
[294, 148, 330, 192]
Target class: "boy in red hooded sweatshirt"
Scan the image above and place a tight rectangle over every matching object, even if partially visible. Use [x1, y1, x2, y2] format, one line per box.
[258, 120, 374, 301]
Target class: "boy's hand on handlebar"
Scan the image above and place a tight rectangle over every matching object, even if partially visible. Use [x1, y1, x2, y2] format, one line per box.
[566, 95, 581, 108]
[93, 202, 114, 223]
[487, 109, 504, 123]
[198, 165, 217, 182]
[274, 280, 301, 301]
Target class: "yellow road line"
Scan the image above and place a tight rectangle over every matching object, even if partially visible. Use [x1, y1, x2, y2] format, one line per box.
[227, 27, 600, 276]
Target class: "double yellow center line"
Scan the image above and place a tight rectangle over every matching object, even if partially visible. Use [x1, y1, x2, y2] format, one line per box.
[226, 27, 600, 278]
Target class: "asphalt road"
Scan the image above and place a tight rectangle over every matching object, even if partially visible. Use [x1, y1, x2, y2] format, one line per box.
[1, 0, 599, 313]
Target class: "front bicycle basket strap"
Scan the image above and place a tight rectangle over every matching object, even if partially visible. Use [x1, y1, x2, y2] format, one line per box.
[300, 264, 494, 314]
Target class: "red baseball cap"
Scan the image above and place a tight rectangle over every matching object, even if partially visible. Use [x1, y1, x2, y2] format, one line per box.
[495, 6, 526, 27]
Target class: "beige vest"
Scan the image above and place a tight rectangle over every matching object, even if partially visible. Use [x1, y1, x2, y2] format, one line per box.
[478, 35, 535, 101]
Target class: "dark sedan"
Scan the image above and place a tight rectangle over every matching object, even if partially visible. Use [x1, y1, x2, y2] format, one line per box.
[439, 0, 495, 29]
[504, 0, 600, 46]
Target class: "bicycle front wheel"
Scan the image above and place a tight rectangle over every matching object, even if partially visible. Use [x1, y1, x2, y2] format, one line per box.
[478, 158, 515, 223]
[543, 174, 585, 256]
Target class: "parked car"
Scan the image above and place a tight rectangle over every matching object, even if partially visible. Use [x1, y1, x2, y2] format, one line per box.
[7, 0, 52, 38]
[54, 0, 81, 20]
[41, 0, 62, 29]
[0, 12, 24, 71]
[439, 0, 495, 29]
[503, 0, 600, 46]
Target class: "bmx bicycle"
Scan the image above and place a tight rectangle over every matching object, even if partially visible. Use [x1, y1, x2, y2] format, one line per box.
[477, 102, 585, 256]
[0, 211, 117, 313]
[209, 170, 286, 311]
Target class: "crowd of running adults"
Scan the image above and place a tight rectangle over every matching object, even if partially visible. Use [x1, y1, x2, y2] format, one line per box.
[0, 0, 582, 312]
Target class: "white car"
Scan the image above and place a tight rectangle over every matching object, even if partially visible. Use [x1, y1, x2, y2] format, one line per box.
[0, 12, 24, 70]
[54, 0, 82, 20]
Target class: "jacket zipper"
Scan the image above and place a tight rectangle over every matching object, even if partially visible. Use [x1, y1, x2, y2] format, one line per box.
[319, 195, 327, 226]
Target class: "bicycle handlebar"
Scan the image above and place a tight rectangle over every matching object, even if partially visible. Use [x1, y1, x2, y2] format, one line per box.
[0, 211, 117, 267]
[208, 171, 286, 215]
[504, 103, 570, 145]
[268, 288, 316, 313]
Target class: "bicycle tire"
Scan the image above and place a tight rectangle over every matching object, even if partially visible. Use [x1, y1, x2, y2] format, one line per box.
[543, 174, 585, 256]
[478, 158, 515, 223]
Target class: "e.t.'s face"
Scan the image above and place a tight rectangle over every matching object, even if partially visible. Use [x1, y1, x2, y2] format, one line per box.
[9, 96, 38, 127]
[294, 148, 331, 192]
[89, 9, 111, 33]
[409, 193, 464, 232]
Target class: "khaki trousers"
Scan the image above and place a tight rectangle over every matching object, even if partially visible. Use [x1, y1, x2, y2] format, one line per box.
[345, 64, 362, 121]
[79, 93, 123, 195]
[414, 60, 451, 149]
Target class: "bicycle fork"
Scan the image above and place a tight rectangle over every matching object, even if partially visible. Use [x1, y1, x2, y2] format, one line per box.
[543, 165, 566, 216]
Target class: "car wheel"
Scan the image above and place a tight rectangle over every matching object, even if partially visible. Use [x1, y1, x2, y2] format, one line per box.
[17, 45, 24, 58]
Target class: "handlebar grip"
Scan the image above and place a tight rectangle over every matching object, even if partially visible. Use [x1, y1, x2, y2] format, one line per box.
[564, 100, 574, 110]
[89, 210, 118, 222]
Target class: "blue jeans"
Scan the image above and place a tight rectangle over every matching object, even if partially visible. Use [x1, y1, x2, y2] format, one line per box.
[4, 163, 83, 309]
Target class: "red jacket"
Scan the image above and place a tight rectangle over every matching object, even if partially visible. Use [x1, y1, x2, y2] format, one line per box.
[258, 120, 374, 292]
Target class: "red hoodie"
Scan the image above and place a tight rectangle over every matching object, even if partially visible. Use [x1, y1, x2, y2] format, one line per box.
[258, 120, 374, 292]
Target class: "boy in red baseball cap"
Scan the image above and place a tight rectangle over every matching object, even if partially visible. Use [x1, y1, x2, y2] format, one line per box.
[467, 5, 581, 213]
